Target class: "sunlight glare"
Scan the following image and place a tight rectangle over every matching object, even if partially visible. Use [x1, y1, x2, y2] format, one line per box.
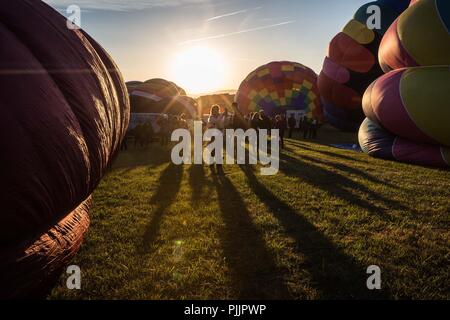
[170, 46, 226, 95]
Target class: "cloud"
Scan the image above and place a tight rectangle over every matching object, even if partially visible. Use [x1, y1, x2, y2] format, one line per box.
[43, 0, 209, 12]
[179, 20, 296, 45]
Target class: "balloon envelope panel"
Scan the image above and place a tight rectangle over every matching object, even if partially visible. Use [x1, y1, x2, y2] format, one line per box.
[155, 96, 198, 118]
[0, 199, 91, 299]
[379, 0, 450, 71]
[130, 78, 185, 113]
[359, 118, 450, 166]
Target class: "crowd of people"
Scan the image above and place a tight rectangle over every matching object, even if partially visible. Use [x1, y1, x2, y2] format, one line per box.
[121, 103, 320, 154]
[120, 113, 188, 151]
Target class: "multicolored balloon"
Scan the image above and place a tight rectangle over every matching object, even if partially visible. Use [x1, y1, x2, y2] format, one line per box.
[318, 0, 411, 131]
[359, 0, 450, 167]
[235, 61, 322, 119]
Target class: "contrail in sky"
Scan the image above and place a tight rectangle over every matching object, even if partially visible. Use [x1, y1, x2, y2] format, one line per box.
[206, 7, 262, 22]
[179, 20, 296, 45]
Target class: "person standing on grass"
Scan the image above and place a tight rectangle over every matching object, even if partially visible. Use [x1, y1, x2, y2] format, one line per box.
[258, 110, 271, 131]
[309, 118, 318, 139]
[257, 110, 272, 151]
[179, 113, 188, 130]
[157, 115, 169, 146]
[231, 102, 249, 130]
[169, 115, 179, 132]
[287, 114, 296, 138]
[142, 120, 154, 147]
[303, 117, 310, 139]
[133, 123, 144, 147]
[207, 105, 225, 175]
[230, 102, 250, 158]
[274, 114, 287, 149]
[250, 112, 259, 130]
[298, 116, 304, 138]
[223, 108, 234, 130]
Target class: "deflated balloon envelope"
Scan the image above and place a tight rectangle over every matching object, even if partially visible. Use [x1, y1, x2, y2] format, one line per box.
[318, 0, 411, 132]
[0, 0, 129, 298]
[358, 0, 450, 167]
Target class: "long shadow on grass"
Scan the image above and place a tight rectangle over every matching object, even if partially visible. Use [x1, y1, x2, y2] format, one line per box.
[113, 144, 172, 171]
[240, 165, 390, 299]
[138, 163, 183, 253]
[298, 153, 394, 188]
[287, 139, 362, 163]
[189, 164, 208, 204]
[280, 151, 415, 221]
[212, 174, 292, 299]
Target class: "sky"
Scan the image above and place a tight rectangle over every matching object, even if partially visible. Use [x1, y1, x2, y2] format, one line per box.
[45, 0, 368, 95]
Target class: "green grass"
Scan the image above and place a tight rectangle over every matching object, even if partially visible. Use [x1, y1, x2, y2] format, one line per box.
[50, 126, 450, 300]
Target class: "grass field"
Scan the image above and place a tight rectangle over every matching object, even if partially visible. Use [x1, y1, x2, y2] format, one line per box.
[50, 126, 450, 299]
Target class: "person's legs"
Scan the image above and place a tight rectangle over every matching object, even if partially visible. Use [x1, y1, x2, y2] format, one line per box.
[209, 148, 224, 175]
[256, 130, 260, 155]
[216, 164, 224, 175]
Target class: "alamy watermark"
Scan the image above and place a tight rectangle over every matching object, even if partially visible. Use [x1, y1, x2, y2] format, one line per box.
[366, 5, 381, 30]
[66, 265, 81, 290]
[170, 121, 280, 175]
[66, 5, 81, 30]
[366, 265, 381, 290]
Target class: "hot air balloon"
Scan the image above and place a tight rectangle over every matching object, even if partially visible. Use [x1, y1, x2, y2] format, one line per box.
[155, 96, 198, 118]
[128, 78, 183, 113]
[0, 0, 129, 298]
[235, 61, 322, 120]
[318, 0, 411, 131]
[126, 80, 143, 92]
[359, 0, 450, 167]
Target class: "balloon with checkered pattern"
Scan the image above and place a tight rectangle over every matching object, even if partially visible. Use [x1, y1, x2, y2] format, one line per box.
[235, 61, 323, 120]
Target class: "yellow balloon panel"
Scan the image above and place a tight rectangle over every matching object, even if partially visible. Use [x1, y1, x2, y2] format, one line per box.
[401, 66, 450, 146]
[398, 0, 450, 66]
[343, 19, 375, 45]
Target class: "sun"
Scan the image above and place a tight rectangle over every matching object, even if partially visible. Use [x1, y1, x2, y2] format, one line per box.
[170, 46, 226, 95]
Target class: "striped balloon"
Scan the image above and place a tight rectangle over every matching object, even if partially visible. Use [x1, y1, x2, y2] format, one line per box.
[359, 0, 450, 167]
